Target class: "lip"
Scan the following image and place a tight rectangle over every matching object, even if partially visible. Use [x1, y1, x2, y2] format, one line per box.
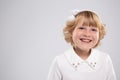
[80, 38, 92, 43]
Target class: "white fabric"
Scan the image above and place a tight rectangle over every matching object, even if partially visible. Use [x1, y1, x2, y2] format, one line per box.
[47, 48, 117, 80]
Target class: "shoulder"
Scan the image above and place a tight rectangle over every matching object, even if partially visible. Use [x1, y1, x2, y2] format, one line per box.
[93, 49, 109, 57]
[54, 48, 73, 61]
[52, 53, 66, 65]
[91, 49, 114, 70]
[52, 48, 74, 67]
[92, 49, 112, 62]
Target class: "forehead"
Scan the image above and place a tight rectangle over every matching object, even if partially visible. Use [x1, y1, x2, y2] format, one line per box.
[75, 15, 99, 28]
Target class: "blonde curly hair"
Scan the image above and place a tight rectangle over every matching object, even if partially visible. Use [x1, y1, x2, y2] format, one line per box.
[63, 10, 106, 48]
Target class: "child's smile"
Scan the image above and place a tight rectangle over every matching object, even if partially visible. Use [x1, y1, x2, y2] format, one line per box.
[80, 37, 92, 43]
[72, 23, 99, 51]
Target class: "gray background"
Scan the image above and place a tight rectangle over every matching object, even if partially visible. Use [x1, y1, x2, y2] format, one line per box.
[0, 0, 120, 80]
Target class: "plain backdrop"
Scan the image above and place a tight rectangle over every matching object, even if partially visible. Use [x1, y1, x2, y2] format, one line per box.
[0, 0, 120, 80]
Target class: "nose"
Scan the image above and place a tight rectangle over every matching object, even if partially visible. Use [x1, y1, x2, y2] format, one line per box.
[83, 29, 91, 37]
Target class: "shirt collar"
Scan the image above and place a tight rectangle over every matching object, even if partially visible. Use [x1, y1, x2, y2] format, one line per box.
[64, 47, 99, 70]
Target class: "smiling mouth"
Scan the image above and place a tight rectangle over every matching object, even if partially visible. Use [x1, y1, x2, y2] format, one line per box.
[80, 38, 92, 43]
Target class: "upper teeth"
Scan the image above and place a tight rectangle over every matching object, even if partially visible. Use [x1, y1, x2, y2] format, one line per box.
[80, 39, 91, 43]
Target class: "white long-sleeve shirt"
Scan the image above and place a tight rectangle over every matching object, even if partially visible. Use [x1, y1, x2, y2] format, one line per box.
[47, 48, 117, 80]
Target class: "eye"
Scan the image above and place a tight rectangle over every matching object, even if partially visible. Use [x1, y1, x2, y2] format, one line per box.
[91, 28, 98, 32]
[79, 27, 85, 30]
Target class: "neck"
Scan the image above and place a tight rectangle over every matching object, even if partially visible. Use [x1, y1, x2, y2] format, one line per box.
[73, 47, 91, 60]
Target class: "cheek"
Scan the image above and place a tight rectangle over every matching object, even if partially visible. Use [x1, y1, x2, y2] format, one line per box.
[72, 31, 80, 40]
[72, 32, 76, 42]
[72, 33, 77, 43]
[94, 33, 99, 41]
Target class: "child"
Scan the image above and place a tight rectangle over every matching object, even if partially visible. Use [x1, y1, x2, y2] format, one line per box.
[47, 10, 117, 80]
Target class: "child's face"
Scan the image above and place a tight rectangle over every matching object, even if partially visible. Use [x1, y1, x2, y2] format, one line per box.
[72, 22, 99, 52]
